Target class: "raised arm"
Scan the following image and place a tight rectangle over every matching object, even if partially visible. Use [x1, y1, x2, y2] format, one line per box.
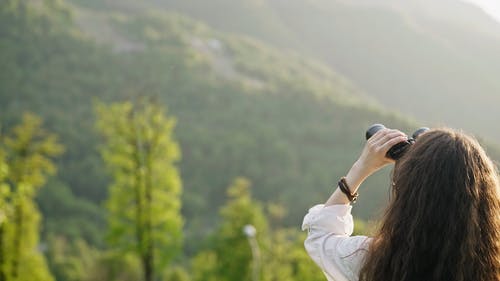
[325, 128, 407, 206]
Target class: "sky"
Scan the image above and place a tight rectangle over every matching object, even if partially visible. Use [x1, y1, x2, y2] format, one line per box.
[463, 0, 500, 23]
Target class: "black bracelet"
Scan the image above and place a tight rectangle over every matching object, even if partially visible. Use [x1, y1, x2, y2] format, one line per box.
[338, 177, 359, 203]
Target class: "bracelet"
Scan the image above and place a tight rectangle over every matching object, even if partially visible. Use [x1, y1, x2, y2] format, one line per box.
[338, 177, 359, 203]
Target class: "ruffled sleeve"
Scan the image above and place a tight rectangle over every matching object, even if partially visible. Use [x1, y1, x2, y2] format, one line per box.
[302, 204, 371, 281]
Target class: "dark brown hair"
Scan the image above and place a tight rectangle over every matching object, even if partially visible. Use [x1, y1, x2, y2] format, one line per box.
[359, 128, 500, 281]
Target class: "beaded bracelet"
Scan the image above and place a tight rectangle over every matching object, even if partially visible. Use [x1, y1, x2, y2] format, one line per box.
[338, 177, 359, 203]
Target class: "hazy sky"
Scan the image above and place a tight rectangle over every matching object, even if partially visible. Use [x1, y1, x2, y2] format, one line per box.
[464, 0, 500, 23]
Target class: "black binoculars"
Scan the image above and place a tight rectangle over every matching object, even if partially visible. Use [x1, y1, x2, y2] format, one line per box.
[365, 124, 430, 160]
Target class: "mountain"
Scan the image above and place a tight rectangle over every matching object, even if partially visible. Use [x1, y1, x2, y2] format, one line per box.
[3, 0, 500, 254]
[109, 0, 500, 142]
[0, 0, 418, 247]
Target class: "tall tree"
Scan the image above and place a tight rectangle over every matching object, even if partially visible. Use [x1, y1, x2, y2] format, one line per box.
[213, 178, 268, 281]
[95, 99, 183, 281]
[1, 113, 63, 281]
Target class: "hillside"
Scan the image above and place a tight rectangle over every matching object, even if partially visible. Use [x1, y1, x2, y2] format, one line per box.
[3, 0, 500, 260]
[107, 0, 500, 142]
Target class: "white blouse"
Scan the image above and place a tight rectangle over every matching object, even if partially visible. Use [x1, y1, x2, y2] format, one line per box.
[302, 204, 372, 281]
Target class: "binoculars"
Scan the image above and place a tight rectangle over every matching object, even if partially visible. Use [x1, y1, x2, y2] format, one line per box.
[365, 124, 430, 160]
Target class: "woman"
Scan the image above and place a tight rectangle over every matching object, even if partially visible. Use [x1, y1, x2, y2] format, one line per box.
[302, 128, 500, 281]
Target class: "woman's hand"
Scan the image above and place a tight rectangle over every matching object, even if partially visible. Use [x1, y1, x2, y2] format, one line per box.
[354, 128, 408, 177]
[325, 128, 407, 206]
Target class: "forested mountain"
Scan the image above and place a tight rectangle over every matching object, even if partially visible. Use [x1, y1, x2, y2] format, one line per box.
[1, 0, 405, 241]
[103, 0, 500, 141]
[2, 0, 500, 279]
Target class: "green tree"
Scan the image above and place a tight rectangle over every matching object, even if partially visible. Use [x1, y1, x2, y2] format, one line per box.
[1, 113, 63, 281]
[260, 206, 325, 281]
[213, 178, 268, 281]
[85, 251, 141, 281]
[46, 236, 101, 281]
[0, 146, 9, 281]
[191, 251, 218, 281]
[191, 178, 326, 281]
[162, 266, 191, 281]
[95, 99, 183, 281]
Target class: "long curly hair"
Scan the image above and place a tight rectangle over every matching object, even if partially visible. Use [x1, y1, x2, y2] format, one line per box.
[359, 128, 500, 281]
